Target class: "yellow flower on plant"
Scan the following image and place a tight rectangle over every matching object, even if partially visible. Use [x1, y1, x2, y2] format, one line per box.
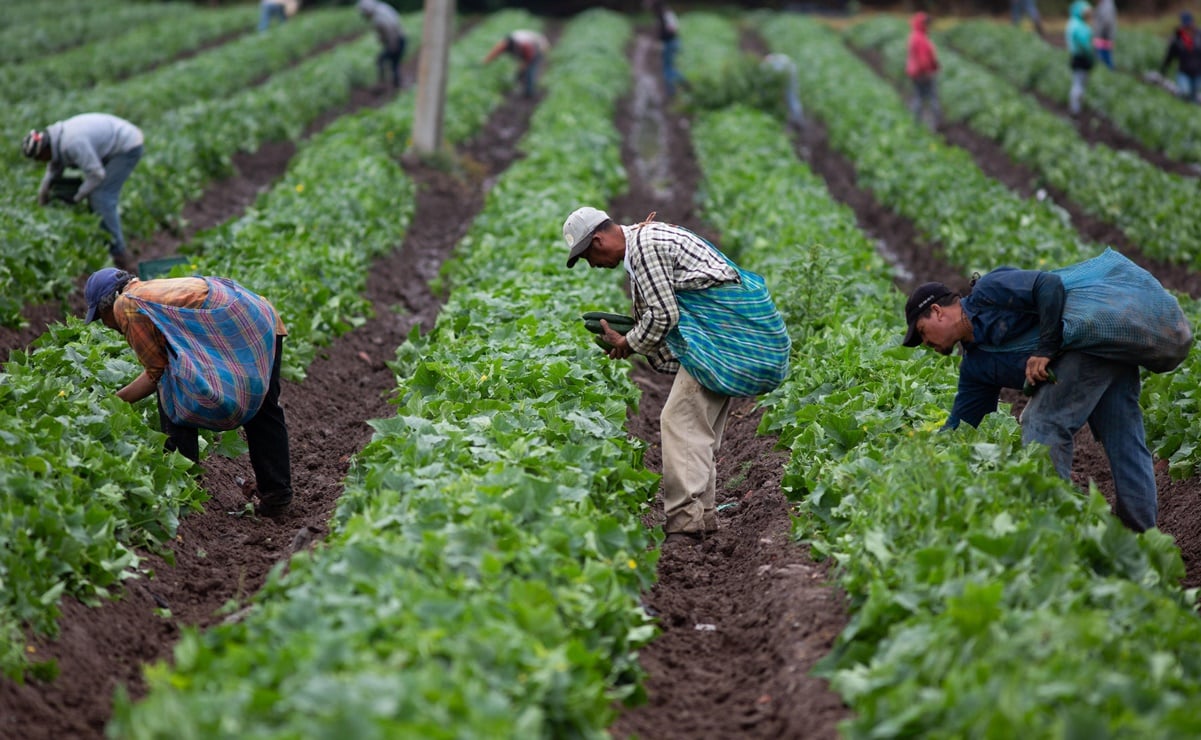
[627, 559, 638, 570]
[386, 131, 394, 141]
[58, 390, 66, 397]
[295, 183, 305, 193]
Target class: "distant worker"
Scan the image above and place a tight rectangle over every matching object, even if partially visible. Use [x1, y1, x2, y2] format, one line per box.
[21, 113, 144, 272]
[1162, 12, 1201, 103]
[905, 12, 941, 130]
[1066, 1, 1096, 116]
[761, 53, 804, 130]
[83, 267, 295, 518]
[650, 1, 689, 99]
[1092, 0, 1117, 70]
[258, 0, 286, 32]
[357, 0, 406, 90]
[483, 29, 550, 99]
[1010, 0, 1046, 38]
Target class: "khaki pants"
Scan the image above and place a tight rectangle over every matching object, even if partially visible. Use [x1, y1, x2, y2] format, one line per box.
[660, 368, 732, 534]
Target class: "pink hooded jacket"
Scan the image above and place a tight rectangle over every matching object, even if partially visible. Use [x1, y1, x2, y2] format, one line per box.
[906, 13, 940, 80]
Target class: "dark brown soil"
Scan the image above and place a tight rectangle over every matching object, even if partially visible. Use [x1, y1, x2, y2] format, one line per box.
[4, 13, 1200, 740]
[608, 28, 850, 740]
[0, 72, 536, 740]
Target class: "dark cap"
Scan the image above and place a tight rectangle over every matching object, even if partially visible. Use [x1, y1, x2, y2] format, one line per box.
[21, 129, 47, 159]
[84, 267, 131, 323]
[902, 282, 952, 347]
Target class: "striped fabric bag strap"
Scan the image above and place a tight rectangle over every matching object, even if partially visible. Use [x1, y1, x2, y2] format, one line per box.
[637, 228, 790, 397]
[129, 278, 277, 430]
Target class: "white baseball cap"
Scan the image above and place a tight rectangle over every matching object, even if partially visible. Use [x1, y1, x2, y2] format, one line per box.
[562, 206, 610, 268]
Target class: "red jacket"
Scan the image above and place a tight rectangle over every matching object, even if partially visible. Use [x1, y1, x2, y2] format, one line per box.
[906, 13, 940, 79]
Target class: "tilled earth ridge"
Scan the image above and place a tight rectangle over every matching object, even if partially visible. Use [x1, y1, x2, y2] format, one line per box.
[608, 27, 850, 740]
[3, 14, 1201, 740]
[0, 78, 539, 740]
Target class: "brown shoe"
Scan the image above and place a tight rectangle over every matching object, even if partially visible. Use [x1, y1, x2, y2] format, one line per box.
[256, 490, 292, 518]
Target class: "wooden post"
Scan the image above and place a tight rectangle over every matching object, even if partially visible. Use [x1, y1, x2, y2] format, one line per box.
[412, 0, 455, 155]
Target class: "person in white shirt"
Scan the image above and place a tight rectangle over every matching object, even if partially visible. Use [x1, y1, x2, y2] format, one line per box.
[22, 113, 144, 271]
[483, 30, 550, 98]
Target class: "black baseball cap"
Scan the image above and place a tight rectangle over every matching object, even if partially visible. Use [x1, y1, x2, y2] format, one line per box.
[902, 282, 952, 347]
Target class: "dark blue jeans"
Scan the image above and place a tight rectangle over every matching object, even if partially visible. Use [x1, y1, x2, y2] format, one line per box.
[521, 52, 543, 98]
[258, 3, 286, 32]
[1020, 351, 1156, 531]
[378, 39, 405, 88]
[662, 38, 686, 98]
[88, 145, 142, 256]
[158, 336, 292, 499]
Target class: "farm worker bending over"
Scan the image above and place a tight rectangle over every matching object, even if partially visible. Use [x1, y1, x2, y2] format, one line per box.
[564, 207, 790, 548]
[482, 29, 550, 99]
[22, 113, 143, 272]
[357, 0, 406, 90]
[1066, 1, 1096, 116]
[1162, 12, 1201, 103]
[84, 268, 295, 518]
[258, 0, 286, 32]
[905, 12, 941, 130]
[901, 250, 1194, 533]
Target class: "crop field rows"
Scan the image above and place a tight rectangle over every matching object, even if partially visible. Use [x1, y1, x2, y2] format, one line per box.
[2, 4, 1200, 738]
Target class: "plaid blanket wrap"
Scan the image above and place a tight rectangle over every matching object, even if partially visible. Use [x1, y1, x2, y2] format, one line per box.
[128, 277, 278, 430]
[993, 249, 1193, 373]
[665, 262, 791, 397]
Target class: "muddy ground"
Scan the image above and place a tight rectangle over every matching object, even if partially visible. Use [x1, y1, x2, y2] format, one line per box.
[3, 14, 1201, 740]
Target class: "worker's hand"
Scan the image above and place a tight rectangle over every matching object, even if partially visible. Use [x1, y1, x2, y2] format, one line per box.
[601, 319, 633, 360]
[1025, 355, 1052, 386]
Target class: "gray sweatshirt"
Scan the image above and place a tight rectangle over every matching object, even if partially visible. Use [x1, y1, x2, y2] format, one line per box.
[357, 0, 404, 51]
[41, 113, 143, 202]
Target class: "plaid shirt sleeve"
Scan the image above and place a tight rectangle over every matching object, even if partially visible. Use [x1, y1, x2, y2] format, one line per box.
[624, 223, 738, 373]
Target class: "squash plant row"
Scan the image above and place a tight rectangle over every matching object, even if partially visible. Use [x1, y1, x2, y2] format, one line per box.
[0, 0, 189, 65]
[0, 9, 526, 681]
[2, 0, 125, 30]
[848, 17, 1201, 271]
[755, 14, 1201, 480]
[0, 4, 256, 104]
[0, 11, 374, 327]
[109, 11, 660, 738]
[944, 20, 1201, 167]
[685, 16, 1201, 733]
[0, 6, 362, 161]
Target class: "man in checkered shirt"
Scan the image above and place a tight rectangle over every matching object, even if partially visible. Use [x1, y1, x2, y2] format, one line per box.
[563, 207, 790, 548]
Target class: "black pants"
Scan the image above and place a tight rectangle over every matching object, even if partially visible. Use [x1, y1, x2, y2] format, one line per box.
[158, 336, 292, 497]
[378, 39, 405, 88]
